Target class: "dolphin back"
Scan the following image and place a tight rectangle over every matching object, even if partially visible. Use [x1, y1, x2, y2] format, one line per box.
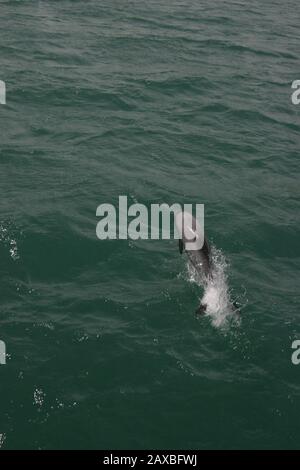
[186, 237, 211, 279]
[176, 211, 212, 279]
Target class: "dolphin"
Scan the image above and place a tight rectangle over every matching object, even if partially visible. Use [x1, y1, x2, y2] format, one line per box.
[175, 211, 212, 315]
[175, 211, 239, 316]
[175, 212, 211, 278]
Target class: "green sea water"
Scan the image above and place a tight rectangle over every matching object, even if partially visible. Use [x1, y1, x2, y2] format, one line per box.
[0, 0, 300, 450]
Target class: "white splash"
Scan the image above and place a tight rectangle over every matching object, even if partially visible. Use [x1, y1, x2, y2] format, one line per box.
[187, 246, 238, 328]
[33, 388, 46, 408]
[0, 224, 20, 261]
[0, 433, 6, 448]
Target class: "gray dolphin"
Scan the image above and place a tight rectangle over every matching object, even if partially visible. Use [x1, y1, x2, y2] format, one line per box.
[175, 211, 211, 277]
[175, 211, 239, 316]
[175, 211, 212, 315]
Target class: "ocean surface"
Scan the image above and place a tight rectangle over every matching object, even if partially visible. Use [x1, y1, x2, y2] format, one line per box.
[0, 0, 300, 450]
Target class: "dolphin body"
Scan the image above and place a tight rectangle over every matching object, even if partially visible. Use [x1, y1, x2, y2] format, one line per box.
[175, 212, 212, 315]
[175, 211, 239, 316]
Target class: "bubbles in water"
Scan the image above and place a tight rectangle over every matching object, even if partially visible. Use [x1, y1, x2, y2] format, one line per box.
[0, 222, 20, 261]
[33, 388, 46, 408]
